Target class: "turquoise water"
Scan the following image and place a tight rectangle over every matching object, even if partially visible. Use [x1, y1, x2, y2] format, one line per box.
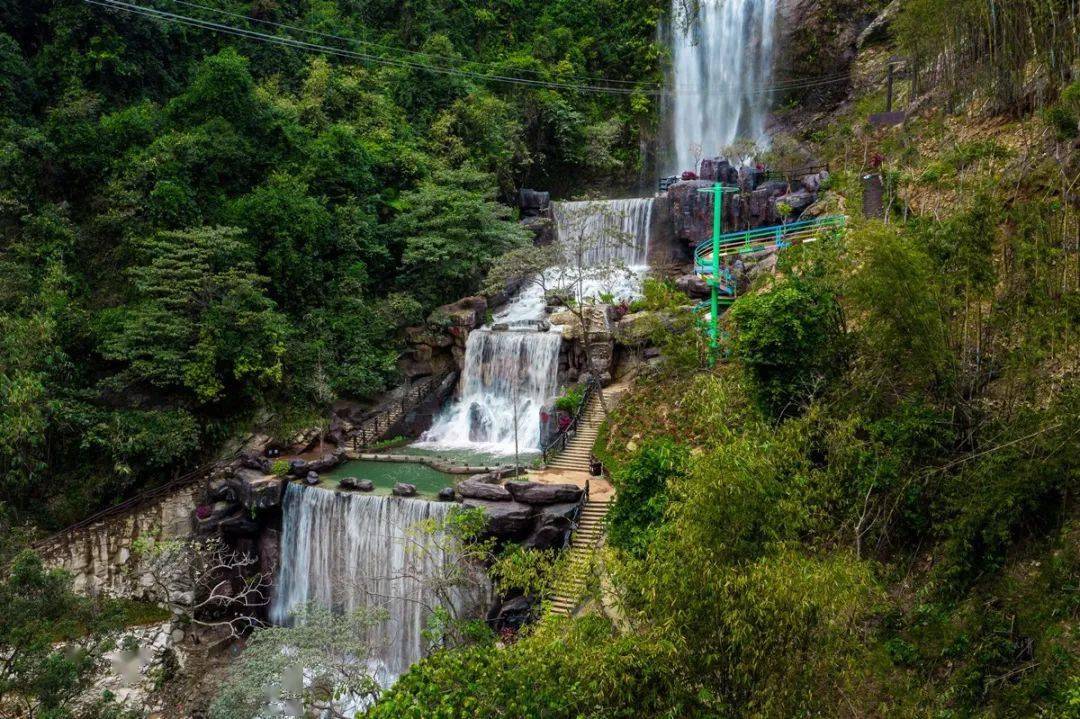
[389, 444, 540, 469]
[319, 459, 455, 498]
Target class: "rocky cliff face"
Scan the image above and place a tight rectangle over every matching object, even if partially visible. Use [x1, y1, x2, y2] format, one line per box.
[773, 0, 893, 110]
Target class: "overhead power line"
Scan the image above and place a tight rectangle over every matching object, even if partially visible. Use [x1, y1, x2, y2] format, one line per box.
[86, 0, 853, 97]
[162, 0, 853, 93]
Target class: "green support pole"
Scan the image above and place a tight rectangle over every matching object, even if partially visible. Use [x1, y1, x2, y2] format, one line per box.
[697, 182, 738, 363]
[710, 184, 722, 355]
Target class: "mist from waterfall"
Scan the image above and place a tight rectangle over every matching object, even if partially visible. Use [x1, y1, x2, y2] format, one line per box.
[415, 330, 562, 454]
[270, 484, 488, 684]
[668, 0, 777, 174]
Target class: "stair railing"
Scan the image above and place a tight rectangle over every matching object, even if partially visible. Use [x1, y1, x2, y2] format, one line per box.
[351, 370, 454, 452]
[541, 380, 599, 465]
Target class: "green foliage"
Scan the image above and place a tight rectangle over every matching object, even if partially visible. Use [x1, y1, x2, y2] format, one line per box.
[846, 222, 952, 395]
[210, 604, 385, 719]
[627, 277, 690, 313]
[98, 227, 286, 405]
[729, 274, 845, 417]
[0, 0, 665, 525]
[607, 439, 688, 557]
[389, 167, 531, 309]
[896, 0, 1077, 113]
[0, 550, 123, 718]
[553, 384, 584, 413]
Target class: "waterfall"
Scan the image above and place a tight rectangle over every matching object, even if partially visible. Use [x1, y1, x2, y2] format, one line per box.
[270, 484, 487, 682]
[416, 330, 562, 454]
[551, 198, 654, 267]
[667, 0, 777, 174]
[417, 198, 653, 456]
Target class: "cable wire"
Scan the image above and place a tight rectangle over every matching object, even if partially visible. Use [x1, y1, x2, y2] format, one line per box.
[87, 0, 854, 97]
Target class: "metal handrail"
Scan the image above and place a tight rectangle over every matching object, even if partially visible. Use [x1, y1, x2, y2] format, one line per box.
[351, 370, 455, 451]
[694, 215, 847, 263]
[541, 381, 599, 465]
[32, 456, 232, 551]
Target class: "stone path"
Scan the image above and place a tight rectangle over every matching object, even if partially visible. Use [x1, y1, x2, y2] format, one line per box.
[544, 386, 624, 471]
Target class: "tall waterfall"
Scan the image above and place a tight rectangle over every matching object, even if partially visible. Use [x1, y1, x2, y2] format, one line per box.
[417, 330, 562, 454]
[551, 197, 654, 267]
[668, 0, 777, 174]
[271, 484, 487, 682]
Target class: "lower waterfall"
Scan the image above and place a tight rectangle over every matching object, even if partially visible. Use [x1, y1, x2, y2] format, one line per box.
[270, 484, 488, 683]
[416, 329, 562, 454]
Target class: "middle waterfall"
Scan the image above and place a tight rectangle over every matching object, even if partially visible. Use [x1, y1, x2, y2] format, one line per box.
[418, 197, 654, 456]
[416, 330, 562, 454]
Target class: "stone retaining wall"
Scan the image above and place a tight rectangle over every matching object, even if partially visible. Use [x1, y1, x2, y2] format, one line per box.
[35, 483, 201, 598]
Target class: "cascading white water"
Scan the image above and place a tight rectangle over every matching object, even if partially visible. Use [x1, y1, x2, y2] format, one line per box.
[416, 330, 561, 454]
[417, 197, 654, 456]
[668, 0, 777, 174]
[270, 484, 487, 683]
[551, 198, 654, 267]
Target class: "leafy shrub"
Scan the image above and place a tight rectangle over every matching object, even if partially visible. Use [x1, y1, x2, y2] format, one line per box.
[607, 439, 688, 557]
[553, 384, 584, 413]
[627, 277, 690, 313]
[729, 274, 845, 417]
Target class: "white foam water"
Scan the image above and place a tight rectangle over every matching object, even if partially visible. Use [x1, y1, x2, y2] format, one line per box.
[668, 0, 777, 174]
[415, 329, 562, 455]
[270, 485, 488, 684]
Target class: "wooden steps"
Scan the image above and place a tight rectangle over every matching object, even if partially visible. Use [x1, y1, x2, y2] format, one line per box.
[545, 389, 624, 472]
[545, 385, 627, 617]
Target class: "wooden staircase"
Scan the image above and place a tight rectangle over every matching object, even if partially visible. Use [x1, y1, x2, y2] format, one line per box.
[548, 496, 613, 617]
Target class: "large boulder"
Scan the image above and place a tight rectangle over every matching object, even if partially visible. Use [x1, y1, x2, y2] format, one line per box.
[226, 469, 284, 511]
[339, 477, 375, 492]
[456, 477, 512, 502]
[615, 311, 661, 347]
[523, 501, 581, 549]
[487, 594, 537, 633]
[520, 215, 555, 247]
[549, 305, 613, 342]
[431, 296, 488, 331]
[405, 325, 454, 349]
[461, 499, 536, 540]
[675, 273, 711, 299]
[506, 481, 584, 506]
[307, 448, 347, 474]
[774, 189, 815, 218]
[393, 483, 417, 497]
[698, 157, 740, 184]
[669, 179, 730, 245]
[519, 188, 550, 217]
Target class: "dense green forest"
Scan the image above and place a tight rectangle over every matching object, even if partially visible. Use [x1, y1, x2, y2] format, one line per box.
[0, 0, 663, 528]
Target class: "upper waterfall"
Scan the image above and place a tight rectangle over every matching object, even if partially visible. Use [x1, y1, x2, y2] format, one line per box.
[667, 0, 777, 174]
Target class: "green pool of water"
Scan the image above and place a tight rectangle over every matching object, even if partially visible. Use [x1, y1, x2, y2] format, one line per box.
[390, 444, 540, 469]
[319, 459, 456, 498]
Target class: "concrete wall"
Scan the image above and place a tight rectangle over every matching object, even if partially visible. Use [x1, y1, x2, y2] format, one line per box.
[36, 483, 201, 598]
